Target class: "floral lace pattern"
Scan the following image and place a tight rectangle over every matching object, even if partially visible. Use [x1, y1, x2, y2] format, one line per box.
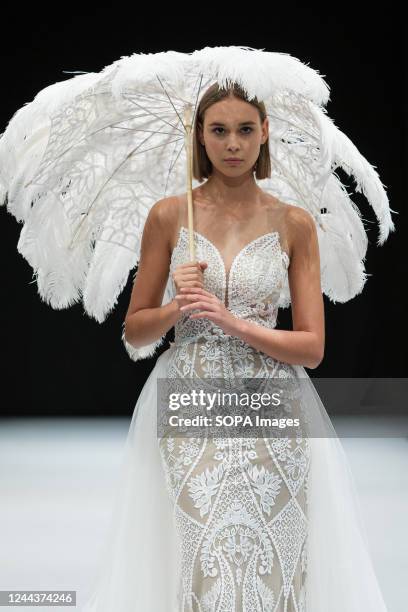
[159, 226, 310, 611]
[167, 226, 291, 380]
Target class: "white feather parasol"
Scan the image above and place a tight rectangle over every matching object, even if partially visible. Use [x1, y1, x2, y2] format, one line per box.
[0, 45, 396, 361]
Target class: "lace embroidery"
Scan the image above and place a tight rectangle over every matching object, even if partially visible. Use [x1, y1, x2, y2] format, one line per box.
[160, 436, 310, 611]
[167, 225, 292, 381]
[174, 226, 290, 309]
[158, 228, 309, 610]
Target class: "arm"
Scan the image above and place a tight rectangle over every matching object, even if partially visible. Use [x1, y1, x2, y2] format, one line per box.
[124, 199, 180, 349]
[232, 207, 325, 369]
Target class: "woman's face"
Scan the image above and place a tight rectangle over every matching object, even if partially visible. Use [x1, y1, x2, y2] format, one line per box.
[198, 95, 269, 177]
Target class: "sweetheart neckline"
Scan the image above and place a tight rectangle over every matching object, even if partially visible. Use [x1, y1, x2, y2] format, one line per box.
[173, 225, 290, 278]
[171, 226, 290, 309]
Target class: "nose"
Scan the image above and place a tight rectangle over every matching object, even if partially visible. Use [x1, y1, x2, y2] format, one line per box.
[227, 139, 240, 151]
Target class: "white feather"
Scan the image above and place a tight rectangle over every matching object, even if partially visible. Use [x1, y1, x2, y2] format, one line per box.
[83, 240, 137, 323]
[191, 46, 331, 106]
[311, 104, 396, 246]
[0, 45, 396, 362]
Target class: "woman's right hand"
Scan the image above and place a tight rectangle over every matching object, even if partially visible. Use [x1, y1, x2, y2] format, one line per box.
[172, 261, 208, 312]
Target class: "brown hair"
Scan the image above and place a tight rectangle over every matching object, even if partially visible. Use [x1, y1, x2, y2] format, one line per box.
[192, 81, 271, 182]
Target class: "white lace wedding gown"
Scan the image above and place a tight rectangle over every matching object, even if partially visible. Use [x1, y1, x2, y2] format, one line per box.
[80, 221, 389, 612]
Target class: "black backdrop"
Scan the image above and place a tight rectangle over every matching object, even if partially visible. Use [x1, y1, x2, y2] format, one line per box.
[0, 5, 405, 416]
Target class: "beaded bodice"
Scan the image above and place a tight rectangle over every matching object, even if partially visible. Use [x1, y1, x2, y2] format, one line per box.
[167, 225, 293, 380]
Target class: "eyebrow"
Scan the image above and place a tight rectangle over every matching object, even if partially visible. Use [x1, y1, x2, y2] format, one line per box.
[208, 121, 257, 126]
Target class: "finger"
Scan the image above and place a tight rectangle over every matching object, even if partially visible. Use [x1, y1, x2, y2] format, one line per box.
[179, 281, 205, 289]
[179, 295, 214, 306]
[177, 276, 203, 284]
[180, 300, 207, 311]
[179, 262, 203, 272]
[180, 300, 214, 311]
[176, 290, 203, 299]
[189, 311, 215, 320]
[181, 287, 215, 299]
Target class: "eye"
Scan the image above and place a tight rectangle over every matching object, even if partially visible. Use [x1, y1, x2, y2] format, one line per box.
[212, 127, 253, 135]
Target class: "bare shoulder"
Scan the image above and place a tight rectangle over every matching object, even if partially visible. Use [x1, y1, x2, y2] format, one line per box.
[147, 195, 179, 225]
[144, 195, 181, 252]
[262, 193, 303, 222]
[261, 194, 317, 259]
[285, 203, 315, 230]
[284, 204, 319, 262]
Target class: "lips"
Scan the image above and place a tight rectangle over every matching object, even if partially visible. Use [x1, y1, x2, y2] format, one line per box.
[225, 158, 243, 161]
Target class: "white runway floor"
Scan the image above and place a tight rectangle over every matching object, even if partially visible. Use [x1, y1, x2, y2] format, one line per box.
[0, 417, 406, 611]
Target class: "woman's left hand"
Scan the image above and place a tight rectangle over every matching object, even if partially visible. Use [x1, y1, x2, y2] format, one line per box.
[175, 287, 239, 336]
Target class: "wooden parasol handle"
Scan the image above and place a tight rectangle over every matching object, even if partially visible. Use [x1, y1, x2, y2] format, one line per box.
[183, 105, 196, 262]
